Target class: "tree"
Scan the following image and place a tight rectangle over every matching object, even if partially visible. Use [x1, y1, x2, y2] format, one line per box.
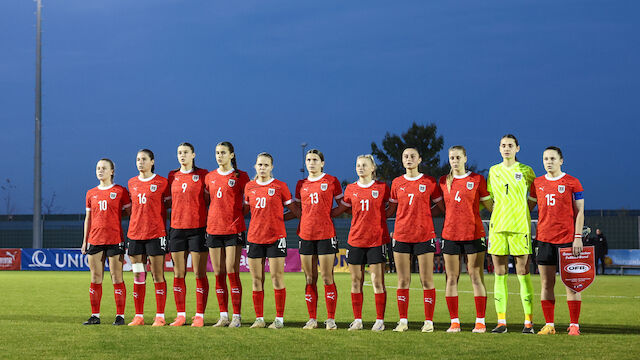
[43, 191, 62, 215]
[0, 178, 16, 216]
[371, 122, 446, 182]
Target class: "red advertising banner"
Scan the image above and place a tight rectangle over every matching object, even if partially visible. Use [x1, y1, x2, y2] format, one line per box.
[0, 249, 21, 270]
[559, 245, 595, 293]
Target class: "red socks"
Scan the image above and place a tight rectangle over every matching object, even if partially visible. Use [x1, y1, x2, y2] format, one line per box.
[253, 290, 264, 318]
[567, 300, 581, 324]
[274, 288, 286, 318]
[113, 282, 126, 315]
[89, 282, 102, 315]
[325, 283, 337, 319]
[173, 277, 186, 313]
[446, 296, 459, 320]
[375, 292, 386, 320]
[474, 296, 487, 319]
[397, 288, 409, 319]
[424, 288, 436, 321]
[196, 277, 208, 314]
[351, 292, 363, 319]
[215, 274, 228, 313]
[228, 272, 242, 315]
[541, 299, 555, 324]
[305, 284, 318, 319]
[154, 281, 167, 315]
[133, 282, 146, 316]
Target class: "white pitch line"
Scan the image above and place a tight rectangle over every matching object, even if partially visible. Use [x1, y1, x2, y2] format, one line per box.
[362, 282, 640, 299]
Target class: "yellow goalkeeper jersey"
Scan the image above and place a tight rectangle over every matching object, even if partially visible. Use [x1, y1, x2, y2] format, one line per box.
[487, 162, 535, 234]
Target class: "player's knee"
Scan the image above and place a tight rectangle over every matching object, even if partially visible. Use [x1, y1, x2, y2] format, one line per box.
[397, 276, 410, 289]
[132, 263, 146, 283]
[421, 279, 434, 289]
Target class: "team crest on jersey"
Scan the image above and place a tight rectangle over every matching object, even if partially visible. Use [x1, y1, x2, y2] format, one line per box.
[419, 184, 426, 193]
[558, 185, 565, 193]
[514, 172, 523, 181]
[467, 182, 474, 190]
[192, 175, 199, 182]
[110, 192, 117, 200]
[228, 179, 236, 187]
[372, 190, 379, 198]
[150, 184, 157, 192]
[268, 188, 276, 196]
[321, 183, 328, 191]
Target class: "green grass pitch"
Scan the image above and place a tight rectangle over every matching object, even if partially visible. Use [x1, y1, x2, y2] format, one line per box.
[0, 271, 638, 359]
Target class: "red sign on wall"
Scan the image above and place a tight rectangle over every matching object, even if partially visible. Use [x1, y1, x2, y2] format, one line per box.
[559, 246, 595, 293]
[0, 249, 21, 270]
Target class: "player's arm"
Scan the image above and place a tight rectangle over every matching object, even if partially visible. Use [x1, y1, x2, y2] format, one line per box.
[284, 202, 301, 220]
[331, 200, 351, 217]
[386, 201, 398, 218]
[572, 197, 585, 256]
[81, 209, 90, 254]
[527, 182, 537, 212]
[290, 200, 302, 219]
[481, 198, 494, 212]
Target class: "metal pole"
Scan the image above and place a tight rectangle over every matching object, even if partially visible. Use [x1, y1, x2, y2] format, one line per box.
[300, 143, 307, 179]
[33, 0, 43, 248]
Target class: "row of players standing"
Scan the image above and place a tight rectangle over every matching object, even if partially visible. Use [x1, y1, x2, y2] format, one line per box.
[82, 135, 585, 335]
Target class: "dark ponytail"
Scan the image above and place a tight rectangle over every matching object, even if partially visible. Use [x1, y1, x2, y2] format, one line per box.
[138, 149, 155, 173]
[217, 141, 239, 178]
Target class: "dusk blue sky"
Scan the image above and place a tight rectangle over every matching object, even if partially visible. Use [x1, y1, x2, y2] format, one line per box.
[1, 0, 638, 214]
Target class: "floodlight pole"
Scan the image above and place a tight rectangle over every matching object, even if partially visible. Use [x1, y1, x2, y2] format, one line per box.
[33, 0, 43, 248]
[300, 143, 307, 179]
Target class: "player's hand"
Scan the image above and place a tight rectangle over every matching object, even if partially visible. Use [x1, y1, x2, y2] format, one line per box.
[572, 238, 583, 257]
[81, 242, 87, 255]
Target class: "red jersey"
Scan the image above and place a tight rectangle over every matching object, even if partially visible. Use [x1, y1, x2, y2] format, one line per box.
[85, 184, 131, 245]
[390, 173, 442, 243]
[342, 180, 390, 248]
[439, 172, 490, 241]
[168, 168, 209, 229]
[295, 173, 343, 240]
[205, 168, 250, 235]
[530, 173, 584, 244]
[244, 178, 293, 244]
[127, 174, 170, 240]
